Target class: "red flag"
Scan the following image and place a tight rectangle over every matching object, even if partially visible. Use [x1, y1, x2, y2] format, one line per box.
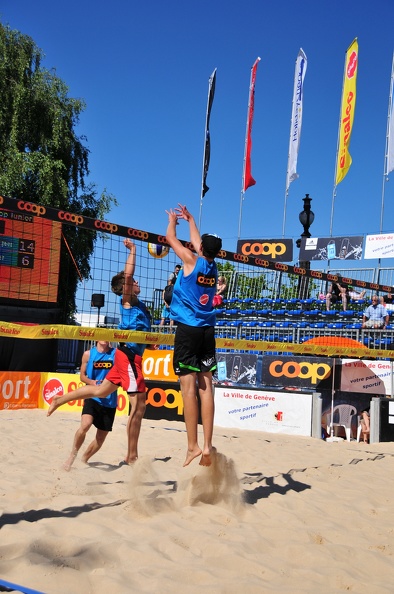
[243, 57, 260, 192]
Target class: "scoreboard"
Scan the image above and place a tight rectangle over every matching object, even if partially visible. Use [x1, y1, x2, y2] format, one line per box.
[0, 210, 61, 303]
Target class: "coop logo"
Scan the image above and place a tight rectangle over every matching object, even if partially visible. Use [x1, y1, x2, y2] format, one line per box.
[156, 235, 168, 244]
[255, 258, 270, 267]
[342, 277, 352, 284]
[127, 228, 148, 239]
[234, 253, 249, 262]
[268, 360, 331, 385]
[95, 220, 118, 233]
[327, 274, 338, 282]
[356, 281, 367, 288]
[275, 263, 288, 272]
[370, 283, 379, 290]
[42, 378, 64, 404]
[17, 201, 46, 216]
[241, 242, 287, 259]
[93, 361, 113, 369]
[58, 211, 84, 225]
[218, 249, 226, 258]
[197, 275, 216, 287]
[310, 270, 323, 279]
[347, 51, 358, 79]
[146, 386, 184, 415]
[293, 266, 305, 275]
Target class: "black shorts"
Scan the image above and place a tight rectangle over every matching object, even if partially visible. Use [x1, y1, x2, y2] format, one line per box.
[173, 322, 217, 376]
[82, 399, 116, 431]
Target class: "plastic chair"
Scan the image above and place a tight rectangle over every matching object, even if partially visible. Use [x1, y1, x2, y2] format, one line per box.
[326, 404, 357, 442]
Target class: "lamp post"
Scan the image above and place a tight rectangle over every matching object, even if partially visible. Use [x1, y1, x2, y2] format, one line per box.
[296, 194, 315, 300]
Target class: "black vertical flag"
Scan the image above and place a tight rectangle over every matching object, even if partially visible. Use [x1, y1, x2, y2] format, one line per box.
[202, 68, 217, 197]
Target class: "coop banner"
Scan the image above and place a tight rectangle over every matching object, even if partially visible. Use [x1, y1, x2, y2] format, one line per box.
[236, 239, 293, 262]
[364, 234, 394, 260]
[262, 355, 333, 390]
[299, 236, 363, 261]
[214, 387, 313, 436]
[340, 359, 392, 395]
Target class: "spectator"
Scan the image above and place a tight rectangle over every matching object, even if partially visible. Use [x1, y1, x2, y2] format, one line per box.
[381, 292, 394, 311]
[359, 409, 370, 443]
[169, 264, 182, 283]
[326, 281, 348, 311]
[348, 288, 366, 300]
[362, 295, 389, 329]
[212, 275, 227, 307]
[159, 277, 175, 330]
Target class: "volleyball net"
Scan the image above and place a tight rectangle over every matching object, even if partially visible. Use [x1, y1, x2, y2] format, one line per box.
[1, 195, 394, 365]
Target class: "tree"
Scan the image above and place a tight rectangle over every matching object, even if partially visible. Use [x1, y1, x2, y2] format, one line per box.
[0, 23, 116, 321]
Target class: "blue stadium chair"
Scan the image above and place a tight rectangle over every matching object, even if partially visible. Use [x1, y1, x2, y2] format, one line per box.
[345, 323, 362, 329]
[258, 321, 273, 328]
[327, 322, 344, 329]
[310, 322, 327, 329]
[275, 321, 291, 328]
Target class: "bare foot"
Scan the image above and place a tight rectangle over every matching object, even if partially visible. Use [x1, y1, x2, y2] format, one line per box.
[47, 397, 61, 417]
[63, 452, 77, 472]
[199, 446, 216, 467]
[183, 447, 202, 467]
[123, 456, 138, 465]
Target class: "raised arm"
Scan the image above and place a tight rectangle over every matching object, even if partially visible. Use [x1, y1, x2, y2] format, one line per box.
[122, 238, 136, 304]
[166, 206, 197, 271]
[175, 204, 201, 253]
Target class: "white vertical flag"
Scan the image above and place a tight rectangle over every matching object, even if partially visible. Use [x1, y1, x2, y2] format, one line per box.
[286, 48, 307, 193]
[386, 53, 394, 175]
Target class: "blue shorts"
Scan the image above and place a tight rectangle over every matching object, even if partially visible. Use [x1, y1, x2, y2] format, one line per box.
[161, 306, 171, 319]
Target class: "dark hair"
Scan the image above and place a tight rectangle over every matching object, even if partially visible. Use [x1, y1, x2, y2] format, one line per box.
[201, 233, 222, 258]
[111, 271, 125, 295]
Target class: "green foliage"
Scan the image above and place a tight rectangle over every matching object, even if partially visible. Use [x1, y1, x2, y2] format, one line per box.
[0, 24, 117, 320]
[217, 262, 268, 300]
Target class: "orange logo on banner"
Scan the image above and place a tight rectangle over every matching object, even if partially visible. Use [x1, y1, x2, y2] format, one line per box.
[142, 350, 177, 382]
[0, 372, 40, 409]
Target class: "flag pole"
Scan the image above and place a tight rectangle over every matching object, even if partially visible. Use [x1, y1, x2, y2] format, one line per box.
[330, 38, 358, 238]
[283, 49, 307, 238]
[198, 68, 217, 231]
[380, 52, 394, 234]
[238, 57, 260, 241]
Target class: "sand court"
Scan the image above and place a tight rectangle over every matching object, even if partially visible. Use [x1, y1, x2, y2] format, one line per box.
[1, 409, 394, 593]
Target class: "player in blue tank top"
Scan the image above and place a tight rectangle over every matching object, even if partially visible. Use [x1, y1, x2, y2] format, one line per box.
[166, 204, 222, 468]
[48, 240, 151, 466]
[63, 341, 118, 471]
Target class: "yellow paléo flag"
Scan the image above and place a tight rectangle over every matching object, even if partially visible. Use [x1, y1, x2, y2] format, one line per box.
[335, 38, 358, 185]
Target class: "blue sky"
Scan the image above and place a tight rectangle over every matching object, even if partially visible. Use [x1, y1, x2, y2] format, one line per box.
[1, 0, 394, 260]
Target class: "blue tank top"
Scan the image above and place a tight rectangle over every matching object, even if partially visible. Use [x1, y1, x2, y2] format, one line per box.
[86, 346, 118, 408]
[119, 297, 151, 356]
[170, 256, 217, 327]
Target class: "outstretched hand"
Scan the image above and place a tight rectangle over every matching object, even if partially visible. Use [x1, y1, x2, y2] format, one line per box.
[166, 209, 179, 224]
[174, 204, 191, 221]
[124, 238, 135, 250]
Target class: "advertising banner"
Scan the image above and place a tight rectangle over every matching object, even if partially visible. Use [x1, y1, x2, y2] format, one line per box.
[0, 371, 41, 409]
[262, 355, 333, 391]
[236, 239, 293, 262]
[340, 359, 392, 395]
[214, 352, 259, 387]
[364, 234, 394, 260]
[214, 387, 313, 436]
[299, 235, 363, 261]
